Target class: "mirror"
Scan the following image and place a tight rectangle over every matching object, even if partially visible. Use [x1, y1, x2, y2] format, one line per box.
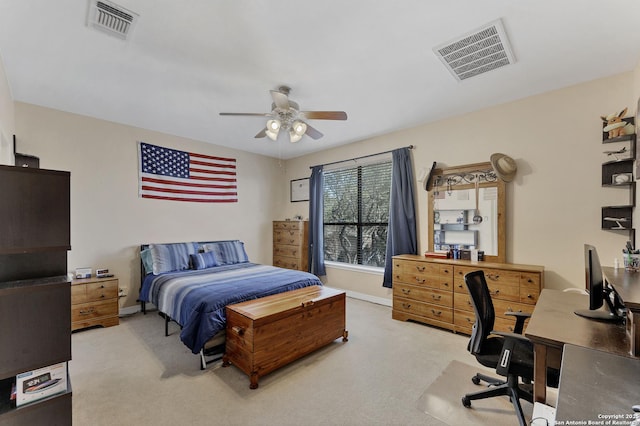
[427, 162, 506, 263]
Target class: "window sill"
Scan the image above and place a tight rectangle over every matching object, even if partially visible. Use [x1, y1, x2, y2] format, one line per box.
[324, 261, 384, 275]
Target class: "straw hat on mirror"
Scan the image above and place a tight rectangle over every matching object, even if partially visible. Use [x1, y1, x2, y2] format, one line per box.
[490, 153, 517, 182]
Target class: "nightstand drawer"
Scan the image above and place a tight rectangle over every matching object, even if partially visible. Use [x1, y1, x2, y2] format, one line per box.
[71, 298, 117, 323]
[71, 278, 117, 304]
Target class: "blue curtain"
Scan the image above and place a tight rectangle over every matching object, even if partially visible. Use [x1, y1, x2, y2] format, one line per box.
[308, 165, 326, 276]
[382, 148, 417, 288]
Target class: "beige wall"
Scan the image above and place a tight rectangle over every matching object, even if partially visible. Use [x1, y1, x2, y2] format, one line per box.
[10, 69, 640, 307]
[0, 56, 15, 165]
[280, 72, 639, 302]
[14, 102, 285, 308]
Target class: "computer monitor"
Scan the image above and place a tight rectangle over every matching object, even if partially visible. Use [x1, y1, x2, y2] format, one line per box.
[574, 244, 624, 322]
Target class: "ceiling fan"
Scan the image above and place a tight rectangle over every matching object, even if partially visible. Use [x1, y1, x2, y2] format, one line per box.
[219, 86, 347, 143]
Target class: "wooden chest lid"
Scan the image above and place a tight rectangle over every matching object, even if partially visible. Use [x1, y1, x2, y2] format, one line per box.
[227, 286, 345, 321]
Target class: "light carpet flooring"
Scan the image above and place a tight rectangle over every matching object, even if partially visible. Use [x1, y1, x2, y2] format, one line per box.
[70, 296, 524, 426]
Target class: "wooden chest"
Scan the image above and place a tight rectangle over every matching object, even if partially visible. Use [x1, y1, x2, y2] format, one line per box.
[223, 286, 348, 389]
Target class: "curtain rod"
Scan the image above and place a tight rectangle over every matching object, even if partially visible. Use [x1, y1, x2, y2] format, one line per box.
[309, 145, 414, 169]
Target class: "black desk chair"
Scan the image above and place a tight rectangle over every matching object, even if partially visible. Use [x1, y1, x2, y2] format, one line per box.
[461, 270, 559, 426]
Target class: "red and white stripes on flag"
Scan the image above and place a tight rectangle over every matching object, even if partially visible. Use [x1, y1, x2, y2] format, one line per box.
[138, 142, 238, 203]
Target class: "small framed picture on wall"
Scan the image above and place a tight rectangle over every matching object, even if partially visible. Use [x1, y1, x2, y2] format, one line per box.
[290, 178, 310, 202]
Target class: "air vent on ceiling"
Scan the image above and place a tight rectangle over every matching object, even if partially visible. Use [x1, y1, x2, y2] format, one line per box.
[433, 19, 515, 81]
[87, 0, 139, 40]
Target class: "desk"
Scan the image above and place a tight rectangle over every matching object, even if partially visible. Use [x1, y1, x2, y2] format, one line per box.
[555, 344, 640, 423]
[525, 289, 630, 403]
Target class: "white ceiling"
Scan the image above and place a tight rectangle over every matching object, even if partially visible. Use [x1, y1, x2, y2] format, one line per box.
[1, 1, 639, 159]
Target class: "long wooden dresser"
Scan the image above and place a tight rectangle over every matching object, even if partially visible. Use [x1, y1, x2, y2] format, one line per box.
[273, 220, 309, 271]
[392, 254, 544, 335]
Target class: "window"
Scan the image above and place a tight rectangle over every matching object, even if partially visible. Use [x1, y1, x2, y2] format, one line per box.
[323, 160, 392, 267]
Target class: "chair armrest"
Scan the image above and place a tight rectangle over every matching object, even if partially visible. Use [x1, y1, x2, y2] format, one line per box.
[504, 311, 531, 335]
[491, 330, 530, 343]
[504, 311, 531, 319]
[491, 330, 532, 377]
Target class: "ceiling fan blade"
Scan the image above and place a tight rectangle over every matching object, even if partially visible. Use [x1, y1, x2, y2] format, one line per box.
[305, 123, 324, 140]
[300, 111, 348, 120]
[220, 112, 271, 117]
[254, 128, 267, 138]
[270, 90, 290, 110]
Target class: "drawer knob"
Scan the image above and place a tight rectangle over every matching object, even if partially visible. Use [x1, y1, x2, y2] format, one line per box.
[457, 284, 463, 289]
[402, 288, 411, 294]
[442, 282, 449, 287]
[100, 294, 105, 298]
[466, 317, 472, 323]
[487, 273, 500, 281]
[232, 326, 245, 336]
[432, 295, 442, 301]
[100, 285, 105, 289]
[431, 309, 442, 316]
[528, 279, 533, 283]
[490, 290, 500, 296]
[416, 266, 426, 272]
[443, 269, 449, 273]
[527, 294, 533, 299]
[415, 278, 425, 284]
[402, 303, 411, 309]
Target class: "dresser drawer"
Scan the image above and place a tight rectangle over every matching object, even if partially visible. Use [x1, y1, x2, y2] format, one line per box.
[273, 245, 301, 258]
[273, 221, 303, 231]
[273, 256, 302, 270]
[454, 266, 520, 294]
[454, 291, 474, 313]
[393, 283, 452, 308]
[394, 260, 452, 290]
[393, 296, 453, 323]
[71, 279, 118, 304]
[71, 298, 118, 323]
[274, 230, 303, 246]
[520, 273, 541, 304]
[454, 309, 476, 331]
[493, 298, 535, 319]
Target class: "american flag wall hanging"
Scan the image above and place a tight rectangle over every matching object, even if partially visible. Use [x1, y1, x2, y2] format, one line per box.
[138, 142, 238, 203]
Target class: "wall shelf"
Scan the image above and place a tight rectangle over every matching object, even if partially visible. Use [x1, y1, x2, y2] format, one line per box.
[601, 117, 636, 246]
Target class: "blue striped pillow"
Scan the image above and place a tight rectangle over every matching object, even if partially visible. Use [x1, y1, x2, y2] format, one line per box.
[203, 241, 249, 265]
[149, 242, 198, 274]
[190, 252, 220, 270]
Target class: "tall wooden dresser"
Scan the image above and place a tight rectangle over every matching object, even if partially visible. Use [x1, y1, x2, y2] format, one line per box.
[273, 221, 309, 272]
[392, 254, 544, 335]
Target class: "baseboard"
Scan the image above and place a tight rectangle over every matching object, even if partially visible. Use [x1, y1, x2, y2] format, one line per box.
[119, 305, 141, 316]
[345, 290, 392, 307]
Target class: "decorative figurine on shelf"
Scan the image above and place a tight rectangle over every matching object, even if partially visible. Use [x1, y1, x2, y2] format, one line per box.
[601, 107, 635, 139]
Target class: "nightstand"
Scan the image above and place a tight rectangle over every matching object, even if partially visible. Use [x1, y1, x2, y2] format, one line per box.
[71, 276, 119, 331]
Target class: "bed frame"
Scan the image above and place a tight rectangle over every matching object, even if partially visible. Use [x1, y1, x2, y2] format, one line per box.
[137, 244, 225, 370]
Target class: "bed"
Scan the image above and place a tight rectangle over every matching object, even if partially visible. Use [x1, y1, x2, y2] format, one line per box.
[137, 240, 322, 368]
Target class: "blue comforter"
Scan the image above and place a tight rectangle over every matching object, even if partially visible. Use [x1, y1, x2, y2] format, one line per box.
[139, 263, 322, 353]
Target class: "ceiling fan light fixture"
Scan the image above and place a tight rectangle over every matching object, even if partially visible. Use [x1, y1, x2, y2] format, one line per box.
[292, 121, 307, 136]
[289, 130, 303, 143]
[265, 119, 280, 140]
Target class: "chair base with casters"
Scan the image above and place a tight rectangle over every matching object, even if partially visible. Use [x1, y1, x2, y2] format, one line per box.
[462, 372, 534, 426]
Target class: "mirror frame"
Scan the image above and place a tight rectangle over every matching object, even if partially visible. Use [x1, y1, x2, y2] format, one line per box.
[427, 161, 506, 263]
